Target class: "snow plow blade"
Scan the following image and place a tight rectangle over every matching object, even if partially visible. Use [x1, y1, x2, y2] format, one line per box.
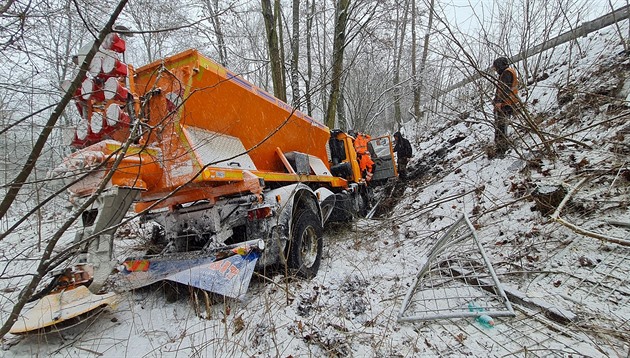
[117, 239, 264, 299]
[10, 286, 117, 334]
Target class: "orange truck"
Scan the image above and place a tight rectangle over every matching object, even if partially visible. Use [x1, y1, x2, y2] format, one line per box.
[10, 35, 397, 333]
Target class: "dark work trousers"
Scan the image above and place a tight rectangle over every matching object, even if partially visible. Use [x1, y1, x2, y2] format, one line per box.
[397, 156, 409, 178]
[494, 105, 513, 155]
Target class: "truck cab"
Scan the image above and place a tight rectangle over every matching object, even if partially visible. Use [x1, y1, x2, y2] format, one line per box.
[328, 130, 397, 184]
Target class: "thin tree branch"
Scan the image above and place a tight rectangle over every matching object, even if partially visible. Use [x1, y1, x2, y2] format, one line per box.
[551, 177, 630, 246]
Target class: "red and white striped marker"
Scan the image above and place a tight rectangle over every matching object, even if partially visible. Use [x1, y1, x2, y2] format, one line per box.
[102, 55, 128, 77]
[103, 77, 129, 101]
[102, 33, 126, 53]
[91, 111, 104, 134]
[105, 104, 130, 126]
[81, 78, 105, 102]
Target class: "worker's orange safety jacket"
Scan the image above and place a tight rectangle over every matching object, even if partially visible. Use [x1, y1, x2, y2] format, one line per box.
[353, 132, 374, 181]
[358, 153, 375, 181]
[354, 133, 371, 155]
[497, 67, 519, 107]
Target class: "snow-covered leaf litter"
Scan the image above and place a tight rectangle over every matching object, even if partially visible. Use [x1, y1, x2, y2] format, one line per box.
[3, 24, 630, 358]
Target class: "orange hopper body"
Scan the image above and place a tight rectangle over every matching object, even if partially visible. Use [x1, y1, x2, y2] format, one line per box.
[69, 49, 348, 211]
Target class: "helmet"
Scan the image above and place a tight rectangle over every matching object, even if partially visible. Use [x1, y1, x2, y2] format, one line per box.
[393, 131, 401, 139]
[493, 57, 509, 71]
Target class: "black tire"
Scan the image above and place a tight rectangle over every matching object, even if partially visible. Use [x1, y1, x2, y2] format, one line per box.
[147, 224, 167, 255]
[359, 189, 370, 217]
[288, 210, 323, 279]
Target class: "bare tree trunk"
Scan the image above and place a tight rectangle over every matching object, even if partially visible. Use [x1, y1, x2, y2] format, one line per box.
[290, 0, 300, 107]
[411, 0, 420, 120]
[207, 0, 228, 67]
[261, 0, 287, 101]
[305, 0, 315, 116]
[325, 0, 350, 129]
[417, 0, 435, 122]
[275, 0, 287, 98]
[0, 0, 129, 224]
[393, 0, 410, 130]
[337, 80, 346, 129]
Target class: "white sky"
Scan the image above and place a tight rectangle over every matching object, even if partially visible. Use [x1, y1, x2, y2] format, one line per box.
[440, 0, 629, 33]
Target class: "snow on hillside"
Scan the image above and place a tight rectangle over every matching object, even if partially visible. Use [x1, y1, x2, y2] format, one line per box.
[2, 22, 630, 358]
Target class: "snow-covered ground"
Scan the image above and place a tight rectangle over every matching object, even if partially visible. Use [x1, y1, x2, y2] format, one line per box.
[2, 22, 630, 358]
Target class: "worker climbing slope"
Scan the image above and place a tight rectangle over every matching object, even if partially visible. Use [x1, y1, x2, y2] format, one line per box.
[393, 132, 413, 179]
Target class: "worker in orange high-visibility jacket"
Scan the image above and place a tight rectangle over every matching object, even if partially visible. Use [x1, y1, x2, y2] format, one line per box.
[354, 132, 371, 155]
[492, 56, 519, 158]
[353, 132, 376, 182]
[358, 152, 375, 182]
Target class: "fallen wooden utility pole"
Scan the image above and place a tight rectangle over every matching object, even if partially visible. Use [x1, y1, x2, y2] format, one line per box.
[441, 5, 630, 96]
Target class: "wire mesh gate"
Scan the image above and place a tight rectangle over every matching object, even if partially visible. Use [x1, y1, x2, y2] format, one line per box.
[398, 213, 515, 322]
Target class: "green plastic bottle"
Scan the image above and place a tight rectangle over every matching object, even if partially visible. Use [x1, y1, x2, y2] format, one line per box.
[476, 314, 495, 328]
[468, 302, 495, 328]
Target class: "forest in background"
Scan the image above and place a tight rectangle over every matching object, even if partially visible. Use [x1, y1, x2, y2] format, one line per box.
[1, 0, 622, 186]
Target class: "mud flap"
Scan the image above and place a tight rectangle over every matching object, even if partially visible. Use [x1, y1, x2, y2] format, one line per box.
[10, 286, 117, 334]
[317, 187, 336, 223]
[119, 251, 260, 299]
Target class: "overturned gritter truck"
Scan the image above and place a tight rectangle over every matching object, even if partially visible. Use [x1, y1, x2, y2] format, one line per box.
[10, 34, 397, 334]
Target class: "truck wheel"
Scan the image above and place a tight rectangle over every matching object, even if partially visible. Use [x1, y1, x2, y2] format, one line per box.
[288, 210, 323, 279]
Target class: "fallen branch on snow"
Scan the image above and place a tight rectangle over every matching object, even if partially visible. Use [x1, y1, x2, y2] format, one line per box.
[551, 177, 630, 247]
[606, 220, 630, 228]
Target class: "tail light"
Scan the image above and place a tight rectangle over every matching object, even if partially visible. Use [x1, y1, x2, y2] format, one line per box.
[247, 207, 272, 221]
